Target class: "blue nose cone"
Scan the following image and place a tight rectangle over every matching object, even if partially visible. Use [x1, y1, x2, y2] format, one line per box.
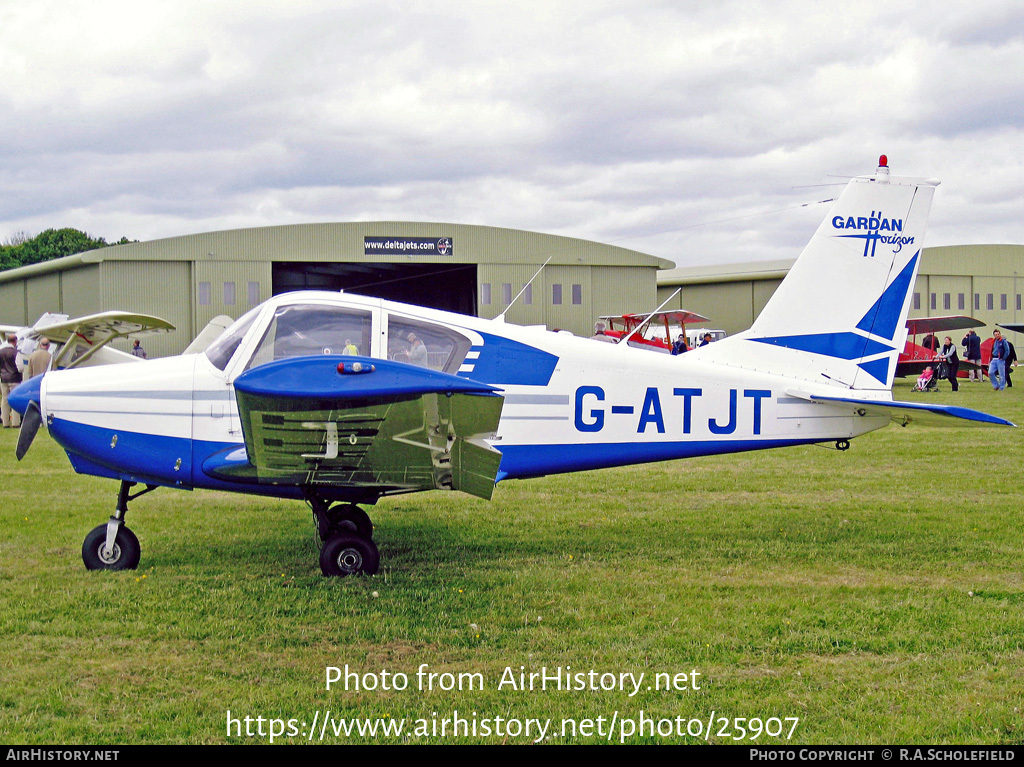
[8, 374, 42, 416]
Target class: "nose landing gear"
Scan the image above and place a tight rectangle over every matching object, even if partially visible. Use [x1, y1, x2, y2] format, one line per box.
[82, 480, 156, 571]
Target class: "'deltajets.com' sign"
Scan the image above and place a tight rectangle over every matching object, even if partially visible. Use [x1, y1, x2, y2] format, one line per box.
[364, 237, 454, 256]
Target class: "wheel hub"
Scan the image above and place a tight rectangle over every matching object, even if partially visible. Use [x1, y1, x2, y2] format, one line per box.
[336, 548, 363, 572]
[98, 543, 121, 565]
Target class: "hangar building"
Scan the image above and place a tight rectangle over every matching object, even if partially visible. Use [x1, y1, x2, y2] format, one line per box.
[0, 222, 671, 357]
[657, 244, 1024, 341]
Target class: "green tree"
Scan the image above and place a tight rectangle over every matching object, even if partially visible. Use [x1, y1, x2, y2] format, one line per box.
[0, 228, 135, 272]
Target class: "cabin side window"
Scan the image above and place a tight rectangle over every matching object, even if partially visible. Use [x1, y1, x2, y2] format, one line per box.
[386, 315, 472, 374]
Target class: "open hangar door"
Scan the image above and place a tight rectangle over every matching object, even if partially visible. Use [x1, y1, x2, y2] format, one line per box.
[272, 262, 478, 316]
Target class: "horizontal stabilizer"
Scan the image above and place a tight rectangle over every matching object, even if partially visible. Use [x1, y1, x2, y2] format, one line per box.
[787, 390, 1015, 427]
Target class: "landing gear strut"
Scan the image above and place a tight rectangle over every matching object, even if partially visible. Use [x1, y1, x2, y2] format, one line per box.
[308, 496, 379, 577]
[82, 480, 156, 571]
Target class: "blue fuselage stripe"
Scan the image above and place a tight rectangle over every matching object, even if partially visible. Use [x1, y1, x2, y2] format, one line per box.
[495, 438, 818, 480]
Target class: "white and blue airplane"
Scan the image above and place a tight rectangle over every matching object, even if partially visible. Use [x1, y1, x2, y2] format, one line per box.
[9, 157, 1013, 576]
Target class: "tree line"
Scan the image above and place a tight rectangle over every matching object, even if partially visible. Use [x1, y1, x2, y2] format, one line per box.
[1, 228, 134, 272]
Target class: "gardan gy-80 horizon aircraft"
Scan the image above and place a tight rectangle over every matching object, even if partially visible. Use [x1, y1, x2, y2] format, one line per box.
[9, 157, 1014, 577]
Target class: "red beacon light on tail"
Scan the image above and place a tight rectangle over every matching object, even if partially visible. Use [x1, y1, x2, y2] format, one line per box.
[875, 154, 890, 182]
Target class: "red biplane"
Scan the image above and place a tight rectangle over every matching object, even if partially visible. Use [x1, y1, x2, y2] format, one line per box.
[896, 315, 986, 378]
[600, 309, 711, 353]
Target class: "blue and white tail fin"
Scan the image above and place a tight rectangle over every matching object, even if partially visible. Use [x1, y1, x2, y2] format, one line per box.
[706, 157, 937, 391]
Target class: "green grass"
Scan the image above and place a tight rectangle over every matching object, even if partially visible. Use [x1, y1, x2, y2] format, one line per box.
[0, 384, 1021, 744]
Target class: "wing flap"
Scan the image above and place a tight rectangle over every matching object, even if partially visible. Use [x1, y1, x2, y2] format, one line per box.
[230, 356, 505, 499]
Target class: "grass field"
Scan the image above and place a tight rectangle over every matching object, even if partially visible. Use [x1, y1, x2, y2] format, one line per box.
[0, 383, 1021, 744]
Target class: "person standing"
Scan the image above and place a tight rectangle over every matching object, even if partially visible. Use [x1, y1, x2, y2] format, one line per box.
[962, 330, 982, 381]
[934, 336, 960, 392]
[1005, 338, 1017, 388]
[130, 339, 147, 358]
[26, 337, 52, 379]
[989, 330, 1010, 391]
[1, 334, 23, 428]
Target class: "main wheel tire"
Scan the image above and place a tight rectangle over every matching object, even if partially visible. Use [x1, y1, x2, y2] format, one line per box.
[323, 504, 373, 539]
[82, 524, 141, 571]
[319, 534, 379, 577]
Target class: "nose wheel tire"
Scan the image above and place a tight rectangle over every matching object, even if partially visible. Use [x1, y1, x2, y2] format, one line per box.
[82, 524, 141, 571]
[319, 534, 379, 577]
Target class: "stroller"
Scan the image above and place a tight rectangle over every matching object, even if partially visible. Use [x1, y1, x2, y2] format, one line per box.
[912, 365, 938, 392]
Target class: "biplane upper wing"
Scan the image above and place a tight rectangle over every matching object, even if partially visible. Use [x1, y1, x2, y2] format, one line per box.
[204, 356, 505, 501]
[600, 309, 711, 326]
[904, 315, 983, 335]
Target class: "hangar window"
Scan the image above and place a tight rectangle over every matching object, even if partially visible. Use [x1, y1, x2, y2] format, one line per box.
[552, 284, 562, 305]
[912, 293, 920, 310]
[1001, 294, 1007, 311]
[572, 284, 582, 305]
[224, 282, 236, 306]
[930, 293, 936, 310]
[248, 282, 260, 305]
[975, 294, 980, 310]
[386, 315, 471, 374]
[502, 283, 513, 305]
[958, 293, 965, 310]
[943, 293, 950, 310]
[1018, 295, 1022, 311]
[245, 305, 373, 371]
[480, 283, 491, 306]
[523, 284, 533, 305]
[198, 281, 211, 306]
[987, 294, 994, 310]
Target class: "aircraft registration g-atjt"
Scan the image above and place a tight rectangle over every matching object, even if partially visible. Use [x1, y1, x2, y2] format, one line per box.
[9, 157, 1014, 577]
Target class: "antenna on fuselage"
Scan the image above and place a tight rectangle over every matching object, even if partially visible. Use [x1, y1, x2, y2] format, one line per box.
[496, 256, 553, 323]
[618, 288, 682, 346]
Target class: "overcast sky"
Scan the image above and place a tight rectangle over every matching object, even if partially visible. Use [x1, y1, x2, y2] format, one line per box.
[2, 0, 1022, 267]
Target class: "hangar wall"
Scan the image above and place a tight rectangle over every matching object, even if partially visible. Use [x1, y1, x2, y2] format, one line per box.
[657, 245, 1024, 342]
[0, 222, 669, 357]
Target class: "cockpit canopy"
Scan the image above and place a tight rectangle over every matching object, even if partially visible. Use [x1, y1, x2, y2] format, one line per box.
[204, 295, 472, 377]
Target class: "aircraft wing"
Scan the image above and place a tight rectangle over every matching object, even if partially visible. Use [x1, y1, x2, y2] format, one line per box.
[998, 323, 1024, 334]
[29, 311, 175, 344]
[905, 315, 983, 335]
[183, 315, 234, 354]
[600, 309, 711, 325]
[786, 390, 1015, 427]
[206, 356, 505, 501]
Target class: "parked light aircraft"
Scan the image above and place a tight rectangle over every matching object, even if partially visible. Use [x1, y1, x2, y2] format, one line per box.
[895, 315, 985, 378]
[9, 157, 1014, 577]
[0, 311, 175, 372]
[600, 309, 711, 352]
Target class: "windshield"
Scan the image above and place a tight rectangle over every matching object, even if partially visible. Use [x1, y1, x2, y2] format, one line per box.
[204, 306, 264, 371]
[244, 304, 373, 371]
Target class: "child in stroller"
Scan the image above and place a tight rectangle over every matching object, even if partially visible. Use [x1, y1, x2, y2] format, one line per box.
[912, 366, 937, 392]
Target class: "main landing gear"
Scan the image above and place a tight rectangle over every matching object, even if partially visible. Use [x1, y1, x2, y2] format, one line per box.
[309, 498, 380, 577]
[82, 480, 156, 571]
